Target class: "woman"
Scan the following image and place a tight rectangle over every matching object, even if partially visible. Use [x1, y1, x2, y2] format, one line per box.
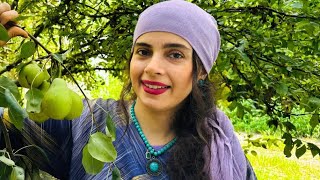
[0, 0, 256, 179]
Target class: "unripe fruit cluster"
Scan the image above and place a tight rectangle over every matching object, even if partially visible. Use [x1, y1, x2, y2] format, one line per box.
[18, 63, 84, 123]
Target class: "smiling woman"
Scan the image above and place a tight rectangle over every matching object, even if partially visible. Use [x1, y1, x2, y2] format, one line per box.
[0, 0, 256, 179]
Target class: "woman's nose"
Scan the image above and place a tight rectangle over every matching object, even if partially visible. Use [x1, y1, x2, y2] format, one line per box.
[144, 53, 165, 76]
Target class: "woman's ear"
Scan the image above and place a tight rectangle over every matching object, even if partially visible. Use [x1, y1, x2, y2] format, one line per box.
[197, 67, 207, 81]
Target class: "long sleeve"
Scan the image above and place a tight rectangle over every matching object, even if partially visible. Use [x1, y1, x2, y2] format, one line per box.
[0, 106, 73, 179]
[31, 119, 73, 179]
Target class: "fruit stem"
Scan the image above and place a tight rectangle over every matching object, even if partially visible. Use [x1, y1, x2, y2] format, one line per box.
[0, 115, 16, 162]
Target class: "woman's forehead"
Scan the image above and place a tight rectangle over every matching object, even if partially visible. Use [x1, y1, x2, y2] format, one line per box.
[135, 32, 192, 49]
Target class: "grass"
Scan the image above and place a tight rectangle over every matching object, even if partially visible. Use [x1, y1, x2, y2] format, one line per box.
[243, 136, 320, 180]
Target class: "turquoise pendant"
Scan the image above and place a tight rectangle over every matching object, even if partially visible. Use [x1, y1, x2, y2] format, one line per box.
[146, 158, 162, 176]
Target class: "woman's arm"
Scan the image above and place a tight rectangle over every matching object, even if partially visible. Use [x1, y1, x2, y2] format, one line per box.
[0, 107, 73, 179]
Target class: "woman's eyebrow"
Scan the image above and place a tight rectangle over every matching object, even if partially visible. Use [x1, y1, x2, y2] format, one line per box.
[135, 42, 151, 48]
[135, 42, 191, 50]
[163, 43, 191, 50]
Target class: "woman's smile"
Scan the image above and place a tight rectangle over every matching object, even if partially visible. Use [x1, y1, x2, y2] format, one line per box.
[142, 80, 171, 95]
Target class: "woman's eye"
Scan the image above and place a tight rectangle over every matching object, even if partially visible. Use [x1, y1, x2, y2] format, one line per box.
[137, 49, 150, 56]
[169, 52, 184, 59]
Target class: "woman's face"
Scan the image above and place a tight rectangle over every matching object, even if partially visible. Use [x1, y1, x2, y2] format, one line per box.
[130, 32, 193, 112]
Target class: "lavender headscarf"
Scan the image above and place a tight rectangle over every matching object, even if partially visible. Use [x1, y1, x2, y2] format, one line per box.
[132, 0, 220, 74]
[132, 1, 247, 180]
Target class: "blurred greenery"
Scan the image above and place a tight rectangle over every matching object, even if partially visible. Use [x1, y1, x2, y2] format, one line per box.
[245, 138, 320, 180]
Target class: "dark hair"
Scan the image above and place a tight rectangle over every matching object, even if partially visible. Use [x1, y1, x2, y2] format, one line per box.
[119, 51, 217, 179]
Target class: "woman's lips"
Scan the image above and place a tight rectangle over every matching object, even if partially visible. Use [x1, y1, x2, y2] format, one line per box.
[142, 80, 170, 95]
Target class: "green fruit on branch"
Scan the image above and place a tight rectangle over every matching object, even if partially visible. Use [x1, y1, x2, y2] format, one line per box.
[65, 89, 84, 120]
[39, 80, 50, 93]
[28, 111, 49, 123]
[18, 63, 50, 88]
[41, 78, 72, 120]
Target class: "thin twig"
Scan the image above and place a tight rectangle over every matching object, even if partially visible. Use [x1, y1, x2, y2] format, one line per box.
[219, 6, 319, 20]
[0, 115, 15, 161]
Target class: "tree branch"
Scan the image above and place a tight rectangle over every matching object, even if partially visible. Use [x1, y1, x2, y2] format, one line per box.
[220, 6, 319, 20]
[0, 116, 15, 161]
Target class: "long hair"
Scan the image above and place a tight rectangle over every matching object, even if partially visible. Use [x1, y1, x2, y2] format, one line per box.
[119, 51, 217, 179]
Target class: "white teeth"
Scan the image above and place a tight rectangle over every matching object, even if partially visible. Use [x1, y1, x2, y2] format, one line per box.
[145, 84, 167, 89]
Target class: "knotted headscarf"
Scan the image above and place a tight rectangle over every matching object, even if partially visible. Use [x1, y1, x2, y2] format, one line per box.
[132, 0, 220, 74]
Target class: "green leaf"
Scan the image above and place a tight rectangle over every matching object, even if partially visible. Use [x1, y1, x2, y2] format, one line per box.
[20, 41, 36, 59]
[13, 15, 31, 21]
[25, 89, 44, 113]
[255, 76, 262, 88]
[0, 24, 9, 42]
[236, 105, 244, 119]
[236, 48, 250, 63]
[282, 132, 293, 157]
[87, 132, 117, 162]
[51, 53, 64, 63]
[0, 76, 20, 107]
[0, 156, 15, 166]
[282, 121, 296, 131]
[295, 145, 306, 159]
[112, 167, 121, 180]
[10, 166, 25, 180]
[307, 143, 320, 157]
[228, 101, 238, 111]
[307, 97, 320, 111]
[0, 162, 11, 179]
[282, 132, 292, 144]
[309, 114, 319, 132]
[250, 150, 257, 156]
[275, 83, 288, 96]
[106, 114, 116, 141]
[50, 63, 62, 79]
[82, 144, 104, 175]
[294, 139, 302, 147]
[5, 89, 28, 130]
[284, 143, 293, 157]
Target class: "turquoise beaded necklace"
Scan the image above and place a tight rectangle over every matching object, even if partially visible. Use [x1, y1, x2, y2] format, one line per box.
[130, 101, 177, 176]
